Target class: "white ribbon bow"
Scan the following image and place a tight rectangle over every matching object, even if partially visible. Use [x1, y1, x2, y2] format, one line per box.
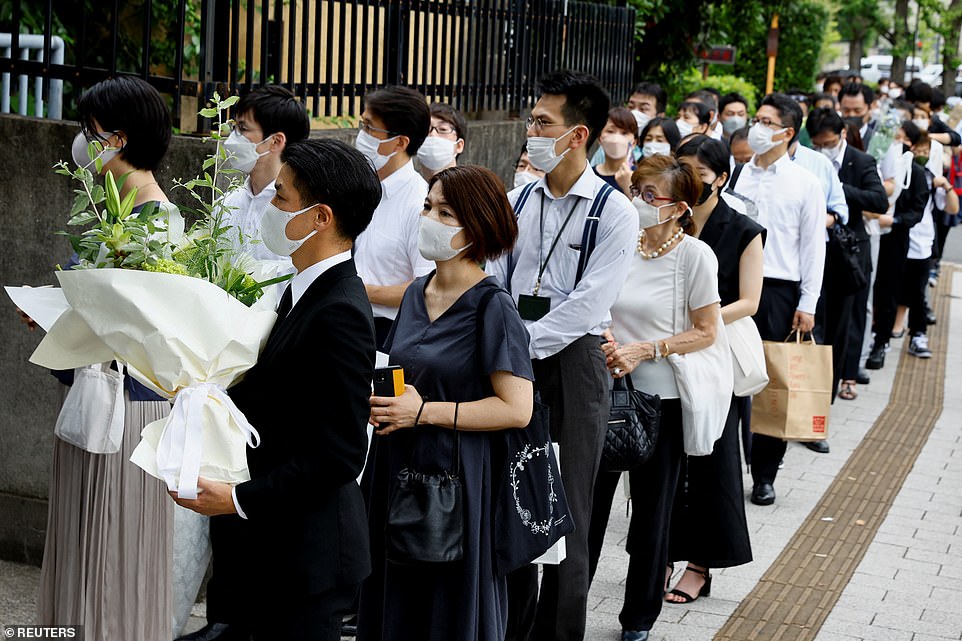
[156, 382, 261, 499]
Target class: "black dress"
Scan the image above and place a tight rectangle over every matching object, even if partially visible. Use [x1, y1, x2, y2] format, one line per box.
[667, 197, 763, 568]
[357, 274, 534, 641]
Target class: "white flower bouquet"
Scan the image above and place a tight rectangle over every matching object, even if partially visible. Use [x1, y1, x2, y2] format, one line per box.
[9, 94, 289, 498]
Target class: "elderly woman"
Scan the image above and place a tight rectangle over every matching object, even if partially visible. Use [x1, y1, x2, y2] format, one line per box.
[586, 155, 722, 641]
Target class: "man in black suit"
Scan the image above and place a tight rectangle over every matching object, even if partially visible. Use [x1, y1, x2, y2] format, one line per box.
[807, 108, 889, 402]
[172, 138, 381, 641]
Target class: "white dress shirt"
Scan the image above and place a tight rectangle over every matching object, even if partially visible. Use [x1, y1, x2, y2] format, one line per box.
[222, 178, 294, 265]
[486, 161, 637, 359]
[354, 160, 434, 320]
[232, 249, 354, 518]
[736, 154, 827, 314]
[791, 143, 849, 224]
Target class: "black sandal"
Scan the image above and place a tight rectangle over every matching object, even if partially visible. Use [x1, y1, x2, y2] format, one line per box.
[665, 565, 712, 604]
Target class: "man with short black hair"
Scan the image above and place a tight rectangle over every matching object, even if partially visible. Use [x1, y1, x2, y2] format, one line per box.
[718, 92, 749, 139]
[838, 83, 878, 147]
[733, 93, 826, 506]
[488, 70, 637, 641]
[353, 85, 434, 347]
[173, 138, 381, 641]
[416, 102, 467, 180]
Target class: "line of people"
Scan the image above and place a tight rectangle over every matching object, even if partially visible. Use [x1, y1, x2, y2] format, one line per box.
[32, 68, 962, 641]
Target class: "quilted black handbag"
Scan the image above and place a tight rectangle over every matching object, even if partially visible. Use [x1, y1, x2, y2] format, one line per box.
[602, 375, 661, 472]
[385, 403, 464, 565]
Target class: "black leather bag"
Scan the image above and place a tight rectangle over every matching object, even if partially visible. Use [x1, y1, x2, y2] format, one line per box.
[827, 222, 868, 296]
[602, 375, 661, 472]
[385, 404, 464, 565]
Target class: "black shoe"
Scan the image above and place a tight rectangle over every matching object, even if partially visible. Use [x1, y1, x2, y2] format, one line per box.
[341, 614, 358, 637]
[804, 440, 830, 454]
[856, 368, 871, 385]
[175, 623, 251, 641]
[621, 631, 650, 641]
[865, 344, 886, 370]
[751, 483, 776, 506]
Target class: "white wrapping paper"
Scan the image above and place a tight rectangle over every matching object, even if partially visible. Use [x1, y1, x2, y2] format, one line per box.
[21, 268, 281, 498]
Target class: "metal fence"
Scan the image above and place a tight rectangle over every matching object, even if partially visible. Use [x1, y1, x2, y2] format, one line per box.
[1, 0, 635, 128]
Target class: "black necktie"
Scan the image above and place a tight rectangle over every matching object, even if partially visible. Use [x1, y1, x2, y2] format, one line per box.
[276, 285, 293, 319]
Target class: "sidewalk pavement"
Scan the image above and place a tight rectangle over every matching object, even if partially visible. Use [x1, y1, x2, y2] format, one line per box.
[1, 269, 960, 641]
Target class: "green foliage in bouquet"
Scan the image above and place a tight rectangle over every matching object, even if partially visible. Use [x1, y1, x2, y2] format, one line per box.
[55, 93, 291, 307]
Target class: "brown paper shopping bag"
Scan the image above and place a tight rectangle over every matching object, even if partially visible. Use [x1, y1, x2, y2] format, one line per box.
[751, 332, 833, 441]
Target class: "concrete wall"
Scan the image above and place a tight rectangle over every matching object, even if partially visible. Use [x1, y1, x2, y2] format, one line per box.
[0, 113, 525, 565]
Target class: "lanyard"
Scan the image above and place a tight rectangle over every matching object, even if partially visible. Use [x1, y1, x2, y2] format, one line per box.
[535, 192, 580, 295]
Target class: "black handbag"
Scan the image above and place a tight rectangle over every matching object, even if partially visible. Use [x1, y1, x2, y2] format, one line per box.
[602, 375, 661, 472]
[385, 403, 464, 565]
[827, 222, 868, 296]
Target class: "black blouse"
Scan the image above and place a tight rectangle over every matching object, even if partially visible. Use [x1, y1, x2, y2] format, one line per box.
[698, 197, 766, 307]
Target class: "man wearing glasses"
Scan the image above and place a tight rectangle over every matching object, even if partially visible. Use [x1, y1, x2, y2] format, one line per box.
[733, 93, 826, 507]
[353, 85, 434, 348]
[416, 102, 467, 181]
[488, 70, 637, 641]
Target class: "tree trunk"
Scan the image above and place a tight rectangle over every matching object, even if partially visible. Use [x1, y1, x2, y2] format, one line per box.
[942, 0, 962, 93]
[891, 0, 910, 84]
[849, 37, 865, 74]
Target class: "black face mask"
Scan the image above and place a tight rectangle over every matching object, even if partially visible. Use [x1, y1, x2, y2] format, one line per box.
[843, 116, 864, 131]
[696, 182, 714, 206]
[903, 143, 913, 155]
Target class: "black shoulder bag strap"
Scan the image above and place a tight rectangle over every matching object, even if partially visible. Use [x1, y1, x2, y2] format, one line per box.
[727, 162, 745, 192]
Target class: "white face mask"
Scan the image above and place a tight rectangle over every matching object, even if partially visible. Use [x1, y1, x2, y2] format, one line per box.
[600, 132, 633, 160]
[913, 118, 930, 131]
[355, 129, 399, 171]
[418, 215, 471, 262]
[747, 122, 787, 155]
[722, 116, 747, 135]
[631, 109, 651, 135]
[526, 126, 577, 173]
[642, 141, 671, 157]
[818, 139, 844, 162]
[260, 202, 319, 257]
[633, 197, 680, 229]
[223, 130, 273, 174]
[417, 136, 460, 171]
[72, 131, 122, 170]
[888, 88, 902, 99]
[676, 119, 695, 138]
[514, 171, 541, 189]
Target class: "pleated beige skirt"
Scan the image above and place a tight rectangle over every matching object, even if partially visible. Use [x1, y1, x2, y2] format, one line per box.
[37, 394, 174, 641]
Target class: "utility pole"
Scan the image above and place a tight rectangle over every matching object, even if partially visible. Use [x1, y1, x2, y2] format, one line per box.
[766, 13, 779, 95]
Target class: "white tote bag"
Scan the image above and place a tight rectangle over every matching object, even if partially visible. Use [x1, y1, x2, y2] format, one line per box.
[666, 243, 734, 456]
[726, 316, 769, 397]
[54, 361, 126, 454]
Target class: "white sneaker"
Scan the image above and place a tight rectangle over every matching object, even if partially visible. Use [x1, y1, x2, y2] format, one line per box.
[908, 334, 932, 359]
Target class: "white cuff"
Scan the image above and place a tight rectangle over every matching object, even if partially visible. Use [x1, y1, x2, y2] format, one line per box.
[232, 486, 248, 520]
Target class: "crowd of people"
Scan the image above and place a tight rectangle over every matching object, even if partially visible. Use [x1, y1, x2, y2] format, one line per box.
[27, 64, 962, 641]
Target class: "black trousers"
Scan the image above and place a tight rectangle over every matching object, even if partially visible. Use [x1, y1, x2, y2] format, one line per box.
[207, 514, 252, 627]
[251, 584, 358, 641]
[897, 257, 931, 336]
[506, 335, 610, 641]
[815, 254, 854, 402]
[750, 278, 801, 487]
[872, 227, 910, 349]
[843, 237, 873, 380]
[586, 400, 684, 632]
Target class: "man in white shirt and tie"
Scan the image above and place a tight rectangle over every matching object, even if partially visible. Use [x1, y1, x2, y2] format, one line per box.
[730, 93, 826, 507]
[488, 70, 637, 641]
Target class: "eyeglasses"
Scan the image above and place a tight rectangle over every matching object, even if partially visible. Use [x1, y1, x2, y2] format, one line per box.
[629, 186, 675, 203]
[750, 116, 786, 129]
[429, 124, 457, 136]
[359, 121, 398, 137]
[525, 116, 570, 133]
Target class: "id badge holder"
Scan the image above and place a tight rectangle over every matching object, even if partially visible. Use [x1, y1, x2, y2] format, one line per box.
[518, 294, 551, 321]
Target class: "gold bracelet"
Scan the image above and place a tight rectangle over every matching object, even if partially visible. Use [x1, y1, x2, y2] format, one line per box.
[661, 340, 671, 357]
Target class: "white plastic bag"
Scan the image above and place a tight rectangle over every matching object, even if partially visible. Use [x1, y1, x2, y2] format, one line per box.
[54, 361, 125, 454]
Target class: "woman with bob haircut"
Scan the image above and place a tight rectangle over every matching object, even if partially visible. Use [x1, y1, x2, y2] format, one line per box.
[587, 154, 724, 641]
[359, 165, 535, 641]
[37, 75, 177, 640]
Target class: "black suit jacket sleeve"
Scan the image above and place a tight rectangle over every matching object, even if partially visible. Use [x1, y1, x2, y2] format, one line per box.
[233, 285, 374, 520]
[894, 163, 930, 229]
[929, 118, 962, 146]
[841, 153, 889, 215]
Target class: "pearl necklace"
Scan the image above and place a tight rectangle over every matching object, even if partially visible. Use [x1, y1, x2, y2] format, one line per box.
[637, 227, 684, 259]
